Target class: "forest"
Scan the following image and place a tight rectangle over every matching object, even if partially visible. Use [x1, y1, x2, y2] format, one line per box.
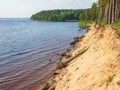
[31, 0, 120, 28]
[79, 0, 120, 28]
[31, 9, 90, 22]
[98, 0, 120, 24]
[89, 0, 120, 23]
[30, 2, 100, 22]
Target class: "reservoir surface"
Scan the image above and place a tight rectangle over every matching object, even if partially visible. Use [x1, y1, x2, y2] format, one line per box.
[0, 18, 86, 90]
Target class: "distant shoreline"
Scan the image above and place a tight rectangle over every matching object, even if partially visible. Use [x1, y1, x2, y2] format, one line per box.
[31, 19, 79, 22]
[31, 9, 90, 22]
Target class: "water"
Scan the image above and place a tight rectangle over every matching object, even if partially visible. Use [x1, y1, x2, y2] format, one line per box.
[0, 18, 86, 90]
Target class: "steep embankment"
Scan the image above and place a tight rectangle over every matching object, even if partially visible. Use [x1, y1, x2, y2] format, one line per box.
[42, 24, 120, 90]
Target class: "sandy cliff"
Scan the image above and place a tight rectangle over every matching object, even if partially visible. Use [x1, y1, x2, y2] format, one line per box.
[42, 24, 120, 90]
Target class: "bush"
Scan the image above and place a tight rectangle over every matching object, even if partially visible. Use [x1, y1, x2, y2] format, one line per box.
[78, 20, 92, 28]
[117, 31, 120, 36]
[112, 19, 120, 30]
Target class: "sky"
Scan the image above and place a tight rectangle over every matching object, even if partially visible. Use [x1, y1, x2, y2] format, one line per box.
[0, 0, 98, 18]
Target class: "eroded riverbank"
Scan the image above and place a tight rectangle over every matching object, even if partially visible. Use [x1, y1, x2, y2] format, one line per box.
[41, 24, 120, 90]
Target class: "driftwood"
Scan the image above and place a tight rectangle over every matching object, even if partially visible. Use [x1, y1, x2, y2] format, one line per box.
[42, 82, 51, 90]
[42, 80, 55, 90]
[56, 47, 89, 69]
[65, 47, 89, 64]
[70, 47, 89, 61]
[42, 47, 89, 90]
[42, 36, 88, 90]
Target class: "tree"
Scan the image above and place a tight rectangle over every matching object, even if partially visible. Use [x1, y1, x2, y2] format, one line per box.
[31, 9, 87, 22]
[91, 2, 98, 21]
[98, 0, 120, 24]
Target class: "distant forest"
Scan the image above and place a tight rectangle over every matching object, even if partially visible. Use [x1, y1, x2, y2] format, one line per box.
[31, 9, 91, 22]
[31, 0, 120, 25]
[31, 6, 98, 22]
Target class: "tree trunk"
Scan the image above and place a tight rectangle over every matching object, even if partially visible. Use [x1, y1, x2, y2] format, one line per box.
[108, 0, 112, 24]
[117, 0, 120, 18]
[105, 3, 109, 24]
[112, 0, 115, 23]
[106, 0, 118, 24]
[98, 0, 103, 22]
[99, 0, 119, 24]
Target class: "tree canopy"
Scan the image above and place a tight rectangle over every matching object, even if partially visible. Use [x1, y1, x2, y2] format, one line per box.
[31, 9, 90, 22]
[31, 0, 120, 25]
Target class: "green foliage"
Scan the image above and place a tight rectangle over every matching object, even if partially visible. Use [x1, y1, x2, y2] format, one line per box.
[78, 2, 98, 28]
[78, 20, 92, 28]
[98, 0, 109, 7]
[116, 32, 120, 36]
[106, 76, 113, 86]
[31, 0, 120, 29]
[111, 19, 120, 36]
[112, 19, 120, 30]
[91, 2, 98, 21]
[108, 76, 113, 82]
[31, 2, 99, 23]
[31, 9, 89, 22]
[79, 9, 91, 21]
[98, 18, 106, 26]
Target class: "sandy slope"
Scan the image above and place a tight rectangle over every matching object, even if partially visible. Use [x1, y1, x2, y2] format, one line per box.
[41, 24, 120, 90]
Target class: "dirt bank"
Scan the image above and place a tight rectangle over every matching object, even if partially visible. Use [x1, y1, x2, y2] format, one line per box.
[41, 23, 120, 90]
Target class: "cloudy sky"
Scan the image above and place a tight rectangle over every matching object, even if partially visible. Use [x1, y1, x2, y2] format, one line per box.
[0, 0, 98, 18]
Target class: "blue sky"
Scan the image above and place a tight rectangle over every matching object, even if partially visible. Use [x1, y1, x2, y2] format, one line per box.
[0, 0, 98, 18]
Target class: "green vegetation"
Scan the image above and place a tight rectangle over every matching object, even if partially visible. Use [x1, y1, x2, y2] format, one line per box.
[116, 31, 120, 36]
[78, 20, 92, 28]
[98, 19, 106, 26]
[79, 0, 120, 28]
[31, 9, 90, 22]
[106, 76, 113, 86]
[78, 2, 99, 28]
[31, 0, 120, 30]
[98, 0, 120, 24]
[113, 19, 120, 36]
[111, 19, 120, 30]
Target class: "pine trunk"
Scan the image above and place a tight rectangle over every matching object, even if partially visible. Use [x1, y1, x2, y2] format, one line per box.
[106, 0, 118, 24]
[98, 0, 103, 22]
[105, 3, 109, 24]
[115, 0, 118, 21]
[112, 0, 115, 23]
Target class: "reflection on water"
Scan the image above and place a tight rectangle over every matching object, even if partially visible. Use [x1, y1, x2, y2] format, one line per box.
[0, 18, 86, 90]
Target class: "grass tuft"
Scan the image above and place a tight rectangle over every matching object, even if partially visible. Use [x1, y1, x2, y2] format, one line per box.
[116, 31, 120, 36]
[78, 20, 92, 29]
[111, 19, 120, 30]
[106, 76, 113, 86]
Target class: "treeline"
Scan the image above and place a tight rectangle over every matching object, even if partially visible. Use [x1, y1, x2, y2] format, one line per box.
[79, 2, 99, 22]
[31, 9, 90, 22]
[78, 2, 99, 28]
[30, 4, 100, 22]
[31, 0, 120, 24]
